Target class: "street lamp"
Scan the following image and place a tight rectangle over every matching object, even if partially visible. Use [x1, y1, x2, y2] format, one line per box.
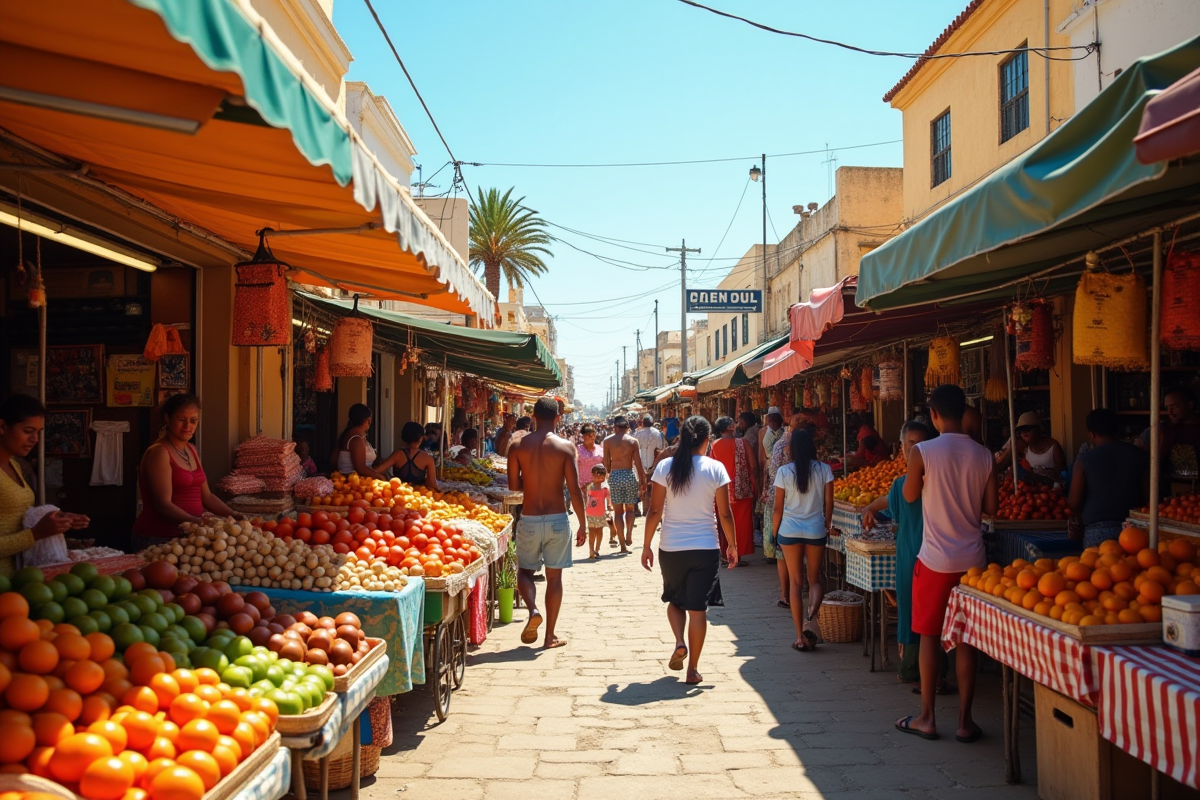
[750, 155, 766, 342]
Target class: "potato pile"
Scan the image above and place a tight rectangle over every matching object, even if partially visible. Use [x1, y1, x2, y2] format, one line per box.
[142, 517, 341, 592]
[335, 555, 408, 592]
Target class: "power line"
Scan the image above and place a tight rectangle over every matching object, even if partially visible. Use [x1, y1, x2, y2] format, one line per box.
[675, 0, 1097, 61]
[465, 138, 901, 169]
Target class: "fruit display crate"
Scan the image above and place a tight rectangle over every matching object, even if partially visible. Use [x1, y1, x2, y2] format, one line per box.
[1126, 511, 1200, 539]
[981, 516, 1071, 533]
[958, 586, 1162, 645]
[333, 637, 386, 692]
[275, 691, 339, 736]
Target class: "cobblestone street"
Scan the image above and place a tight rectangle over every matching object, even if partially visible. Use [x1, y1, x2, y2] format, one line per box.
[368, 531, 1040, 800]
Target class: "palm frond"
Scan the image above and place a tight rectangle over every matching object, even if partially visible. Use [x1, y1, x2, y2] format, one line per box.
[468, 187, 554, 297]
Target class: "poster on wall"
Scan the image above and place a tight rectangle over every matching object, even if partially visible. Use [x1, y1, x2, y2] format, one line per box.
[45, 409, 91, 457]
[157, 353, 189, 389]
[106, 354, 155, 407]
[46, 345, 104, 405]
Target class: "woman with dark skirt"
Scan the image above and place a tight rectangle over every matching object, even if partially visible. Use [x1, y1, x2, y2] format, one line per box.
[641, 416, 738, 685]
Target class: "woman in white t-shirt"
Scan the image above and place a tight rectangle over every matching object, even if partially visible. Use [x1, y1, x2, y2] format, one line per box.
[642, 416, 737, 685]
[771, 428, 834, 652]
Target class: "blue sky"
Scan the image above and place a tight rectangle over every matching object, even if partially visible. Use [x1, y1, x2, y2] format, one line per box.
[333, 0, 970, 407]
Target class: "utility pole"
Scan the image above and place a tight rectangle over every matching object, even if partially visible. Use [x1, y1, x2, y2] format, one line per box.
[615, 360, 621, 403]
[749, 155, 769, 343]
[667, 239, 701, 376]
[622, 346, 627, 398]
[654, 300, 660, 387]
[635, 330, 642, 392]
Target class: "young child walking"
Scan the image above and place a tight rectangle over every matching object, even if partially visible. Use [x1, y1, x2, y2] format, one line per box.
[585, 465, 612, 559]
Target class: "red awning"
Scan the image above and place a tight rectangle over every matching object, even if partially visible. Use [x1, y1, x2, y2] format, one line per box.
[1135, 66, 1200, 164]
[761, 341, 813, 387]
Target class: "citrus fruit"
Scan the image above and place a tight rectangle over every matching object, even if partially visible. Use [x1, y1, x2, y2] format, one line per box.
[174, 751, 220, 791]
[88, 720, 129, 753]
[176, 719, 218, 753]
[148, 763, 205, 800]
[49, 732, 113, 782]
[0, 723, 35, 763]
[31, 712, 74, 747]
[6, 673, 49, 712]
[80, 756, 135, 800]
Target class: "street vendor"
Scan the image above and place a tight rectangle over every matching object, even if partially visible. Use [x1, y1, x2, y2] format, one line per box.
[452, 429, 480, 466]
[846, 424, 890, 469]
[1068, 408, 1149, 548]
[994, 411, 1067, 482]
[132, 394, 239, 549]
[392, 422, 439, 490]
[333, 403, 391, 480]
[0, 394, 89, 576]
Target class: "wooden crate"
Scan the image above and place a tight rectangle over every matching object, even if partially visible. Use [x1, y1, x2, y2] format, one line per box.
[982, 516, 1070, 533]
[959, 586, 1162, 645]
[1126, 511, 1200, 540]
[332, 636, 386, 692]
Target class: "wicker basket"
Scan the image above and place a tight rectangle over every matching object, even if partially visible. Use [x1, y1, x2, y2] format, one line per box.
[818, 590, 864, 643]
[302, 728, 367, 791]
[362, 745, 381, 777]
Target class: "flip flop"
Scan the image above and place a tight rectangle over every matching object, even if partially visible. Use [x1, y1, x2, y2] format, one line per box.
[894, 716, 939, 741]
[792, 640, 812, 652]
[520, 613, 543, 644]
[777, 599, 790, 609]
[543, 638, 568, 650]
[668, 645, 687, 671]
[956, 727, 983, 744]
[802, 630, 819, 650]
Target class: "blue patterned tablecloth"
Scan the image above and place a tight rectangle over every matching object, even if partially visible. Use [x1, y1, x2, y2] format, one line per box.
[228, 747, 290, 800]
[845, 548, 896, 591]
[283, 654, 389, 760]
[988, 529, 1080, 567]
[257, 579, 424, 695]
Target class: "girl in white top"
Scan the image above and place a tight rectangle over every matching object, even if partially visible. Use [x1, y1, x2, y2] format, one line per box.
[642, 415, 737, 686]
[771, 428, 834, 652]
[334, 403, 389, 479]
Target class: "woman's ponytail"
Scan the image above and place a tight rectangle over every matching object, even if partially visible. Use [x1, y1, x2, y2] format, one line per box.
[668, 415, 711, 493]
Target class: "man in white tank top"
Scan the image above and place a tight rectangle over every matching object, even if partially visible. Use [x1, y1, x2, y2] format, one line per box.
[896, 385, 998, 744]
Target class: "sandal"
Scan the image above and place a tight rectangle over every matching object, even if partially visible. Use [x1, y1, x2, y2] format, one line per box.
[520, 613, 542, 644]
[792, 640, 812, 652]
[894, 715, 939, 741]
[777, 599, 790, 609]
[668, 645, 687, 671]
[956, 726, 983, 744]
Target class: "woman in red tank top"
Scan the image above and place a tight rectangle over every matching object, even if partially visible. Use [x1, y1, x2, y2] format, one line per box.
[133, 395, 238, 548]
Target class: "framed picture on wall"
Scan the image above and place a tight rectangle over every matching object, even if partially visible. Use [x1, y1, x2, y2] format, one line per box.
[44, 409, 91, 458]
[157, 354, 189, 389]
[45, 345, 104, 405]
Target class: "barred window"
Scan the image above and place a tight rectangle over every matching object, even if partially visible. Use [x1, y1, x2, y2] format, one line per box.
[931, 110, 952, 187]
[1000, 47, 1029, 143]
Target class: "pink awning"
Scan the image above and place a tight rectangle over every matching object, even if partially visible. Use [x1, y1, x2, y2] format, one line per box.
[789, 278, 848, 343]
[762, 340, 814, 387]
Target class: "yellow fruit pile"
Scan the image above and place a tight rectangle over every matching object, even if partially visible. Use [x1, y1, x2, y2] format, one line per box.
[832, 457, 905, 506]
[963, 527, 1200, 626]
[439, 466, 492, 486]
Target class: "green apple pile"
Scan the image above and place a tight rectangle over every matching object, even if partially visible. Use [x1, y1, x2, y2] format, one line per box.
[189, 630, 333, 715]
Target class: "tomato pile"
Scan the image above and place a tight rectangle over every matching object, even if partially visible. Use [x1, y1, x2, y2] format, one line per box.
[300, 476, 512, 534]
[995, 479, 1071, 521]
[0, 587, 276, 800]
[261, 509, 483, 578]
[1147, 493, 1200, 525]
[963, 528, 1200, 626]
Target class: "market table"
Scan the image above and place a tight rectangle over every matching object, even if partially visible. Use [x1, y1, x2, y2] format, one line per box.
[230, 745, 291, 800]
[844, 544, 896, 672]
[282, 654, 389, 800]
[1094, 645, 1200, 791]
[256, 579, 425, 696]
[987, 528, 1080, 567]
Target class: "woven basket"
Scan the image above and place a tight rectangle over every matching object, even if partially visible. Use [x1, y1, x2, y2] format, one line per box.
[362, 745, 381, 777]
[302, 729, 360, 791]
[818, 590, 863, 643]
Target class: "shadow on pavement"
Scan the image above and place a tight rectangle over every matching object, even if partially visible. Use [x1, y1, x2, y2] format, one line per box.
[599, 676, 706, 705]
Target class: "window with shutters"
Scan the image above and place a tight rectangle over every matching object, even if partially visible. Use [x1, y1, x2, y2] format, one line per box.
[931, 110, 952, 187]
[1000, 47, 1029, 143]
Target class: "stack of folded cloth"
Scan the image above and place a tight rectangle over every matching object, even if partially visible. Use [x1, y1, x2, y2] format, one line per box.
[231, 436, 305, 492]
[294, 476, 334, 499]
[217, 474, 267, 495]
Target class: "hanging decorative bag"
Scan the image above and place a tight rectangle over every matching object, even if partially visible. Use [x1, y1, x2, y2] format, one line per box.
[314, 349, 333, 392]
[985, 329, 1008, 402]
[849, 377, 868, 412]
[232, 237, 291, 346]
[329, 317, 374, 377]
[1073, 270, 1148, 370]
[860, 366, 874, 402]
[877, 361, 902, 402]
[1161, 249, 1200, 350]
[925, 336, 961, 390]
[1012, 301, 1055, 371]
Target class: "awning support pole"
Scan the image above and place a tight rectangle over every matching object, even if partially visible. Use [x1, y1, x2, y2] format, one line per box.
[842, 365, 849, 478]
[1150, 230, 1163, 549]
[902, 340, 909, 419]
[255, 347, 263, 436]
[37, 303, 46, 505]
[1004, 314, 1019, 499]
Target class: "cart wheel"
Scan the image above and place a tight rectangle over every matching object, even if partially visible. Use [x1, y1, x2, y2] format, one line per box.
[450, 615, 467, 689]
[431, 623, 452, 721]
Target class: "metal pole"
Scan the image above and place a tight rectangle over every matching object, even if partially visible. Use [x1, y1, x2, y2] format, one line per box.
[902, 340, 909, 420]
[1150, 230, 1163, 548]
[37, 303, 46, 504]
[667, 240, 700, 375]
[636, 330, 642, 393]
[761, 153, 767, 344]
[654, 300, 660, 386]
[841, 366, 849, 478]
[1004, 321, 1020, 499]
[255, 347, 264, 436]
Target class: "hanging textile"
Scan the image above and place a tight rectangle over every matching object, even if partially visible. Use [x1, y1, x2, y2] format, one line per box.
[1011, 301, 1055, 371]
[925, 337, 961, 389]
[1162, 249, 1200, 350]
[232, 263, 290, 347]
[144, 324, 187, 362]
[1073, 271, 1148, 370]
[89, 420, 131, 486]
[329, 318, 374, 377]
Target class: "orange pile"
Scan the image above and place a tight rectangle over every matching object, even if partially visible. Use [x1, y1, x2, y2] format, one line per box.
[833, 457, 906, 506]
[962, 527, 1200, 626]
[1149, 493, 1200, 525]
[0, 592, 276, 800]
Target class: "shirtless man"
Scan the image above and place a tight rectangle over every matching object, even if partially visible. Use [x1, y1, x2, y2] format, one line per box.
[507, 397, 587, 649]
[603, 416, 647, 551]
[494, 414, 516, 456]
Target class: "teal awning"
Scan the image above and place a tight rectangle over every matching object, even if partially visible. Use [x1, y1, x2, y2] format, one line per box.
[856, 35, 1200, 312]
[298, 293, 562, 390]
[695, 334, 789, 394]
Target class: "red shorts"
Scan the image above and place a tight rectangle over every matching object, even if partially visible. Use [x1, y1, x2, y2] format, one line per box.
[910, 559, 966, 637]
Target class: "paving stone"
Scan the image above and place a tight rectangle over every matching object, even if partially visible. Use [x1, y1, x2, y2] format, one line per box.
[729, 766, 847, 794]
[576, 775, 747, 800]
[609, 752, 680, 775]
[538, 750, 622, 763]
[678, 752, 775, 773]
[426, 757, 536, 780]
[483, 779, 578, 800]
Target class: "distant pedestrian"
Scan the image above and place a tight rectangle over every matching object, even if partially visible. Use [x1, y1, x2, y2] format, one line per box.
[633, 415, 665, 513]
[711, 417, 758, 563]
[642, 415, 738, 685]
[585, 465, 611, 559]
[603, 416, 646, 552]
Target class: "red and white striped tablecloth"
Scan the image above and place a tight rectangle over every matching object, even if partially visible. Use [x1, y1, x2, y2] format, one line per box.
[942, 587, 1100, 705]
[1095, 646, 1200, 790]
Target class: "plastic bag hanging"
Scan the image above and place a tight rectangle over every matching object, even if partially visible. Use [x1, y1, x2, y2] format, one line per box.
[1011, 301, 1054, 371]
[877, 361, 902, 402]
[1073, 269, 1148, 370]
[314, 349, 333, 392]
[1161, 249, 1200, 350]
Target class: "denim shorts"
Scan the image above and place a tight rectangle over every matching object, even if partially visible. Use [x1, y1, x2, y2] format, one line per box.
[517, 513, 573, 571]
[776, 533, 828, 548]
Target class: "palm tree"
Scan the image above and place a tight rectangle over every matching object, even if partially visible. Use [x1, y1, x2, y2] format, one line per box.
[469, 187, 553, 300]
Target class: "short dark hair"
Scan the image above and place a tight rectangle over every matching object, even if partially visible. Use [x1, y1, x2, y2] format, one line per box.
[162, 393, 201, 419]
[591, 464, 607, 475]
[900, 420, 931, 439]
[861, 435, 881, 452]
[714, 416, 735, 436]
[515, 416, 532, 430]
[927, 384, 967, 421]
[0, 394, 45, 427]
[580, 423, 596, 436]
[401, 421, 424, 444]
[766, 412, 784, 425]
[739, 411, 758, 426]
[461, 428, 479, 446]
[642, 415, 653, 427]
[1086, 408, 1119, 437]
[613, 415, 629, 428]
[533, 397, 559, 421]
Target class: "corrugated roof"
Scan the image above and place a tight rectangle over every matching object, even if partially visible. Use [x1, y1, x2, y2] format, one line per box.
[882, 0, 987, 103]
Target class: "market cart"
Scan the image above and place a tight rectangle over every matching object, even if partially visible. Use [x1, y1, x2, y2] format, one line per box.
[422, 569, 475, 722]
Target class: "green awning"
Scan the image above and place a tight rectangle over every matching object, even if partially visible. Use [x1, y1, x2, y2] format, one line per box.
[856, 35, 1200, 312]
[298, 293, 562, 390]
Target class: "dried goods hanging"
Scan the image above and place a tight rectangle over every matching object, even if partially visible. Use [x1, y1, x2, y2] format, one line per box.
[803, 382, 814, 408]
[816, 380, 831, 408]
[849, 376, 868, 412]
[1161, 248, 1200, 350]
[925, 336, 961, 389]
[984, 329, 1008, 402]
[1011, 300, 1055, 371]
[829, 376, 839, 409]
[1072, 269, 1148, 370]
[314, 348, 333, 391]
[232, 237, 291, 346]
[877, 361, 903, 402]
[329, 316, 374, 377]
[860, 366, 874, 402]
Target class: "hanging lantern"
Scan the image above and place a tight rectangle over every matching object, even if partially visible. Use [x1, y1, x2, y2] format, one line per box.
[985, 331, 1008, 402]
[1073, 269, 1148, 370]
[329, 315, 374, 377]
[314, 349, 333, 392]
[1013, 301, 1055, 371]
[1162, 250, 1200, 350]
[232, 235, 291, 347]
[878, 361, 902, 402]
[925, 336, 961, 390]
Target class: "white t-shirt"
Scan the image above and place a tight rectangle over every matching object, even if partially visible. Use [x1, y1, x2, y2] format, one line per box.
[773, 461, 835, 538]
[633, 427, 666, 469]
[651, 456, 730, 551]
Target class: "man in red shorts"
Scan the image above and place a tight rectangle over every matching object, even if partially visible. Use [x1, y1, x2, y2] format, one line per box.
[896, 384, 997, 742]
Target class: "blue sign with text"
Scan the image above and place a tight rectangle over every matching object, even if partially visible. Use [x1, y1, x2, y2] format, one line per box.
[685, 289, 762, 313]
